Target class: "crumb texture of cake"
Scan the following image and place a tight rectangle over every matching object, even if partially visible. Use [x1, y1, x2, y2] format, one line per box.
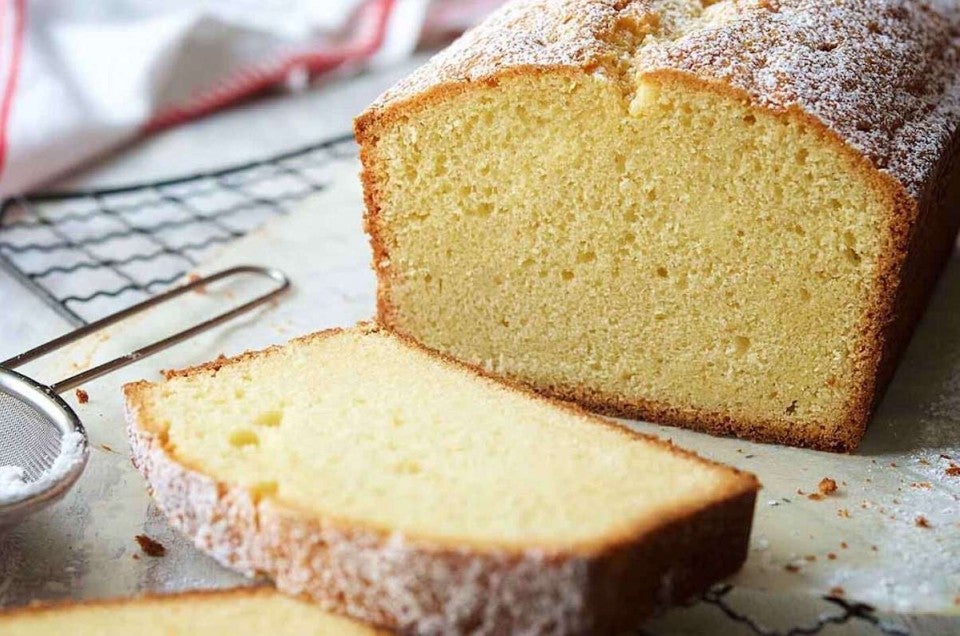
[123, 326, 758, 635]
[355, 0, 960, 452]
[0, 588, 383, 635]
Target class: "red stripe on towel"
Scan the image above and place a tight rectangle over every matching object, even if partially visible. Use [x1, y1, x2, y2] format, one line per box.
[144, 0, 396, 134]
[0, 0, 25, 180]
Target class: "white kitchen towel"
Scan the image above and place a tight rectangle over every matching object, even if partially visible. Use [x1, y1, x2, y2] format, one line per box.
[0, 0, 504, 198]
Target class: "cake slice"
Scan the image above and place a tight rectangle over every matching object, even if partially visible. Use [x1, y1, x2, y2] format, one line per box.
[355, 0, 960, 451]
[124, 325, 758, 635]
[0, 588, 384, 635]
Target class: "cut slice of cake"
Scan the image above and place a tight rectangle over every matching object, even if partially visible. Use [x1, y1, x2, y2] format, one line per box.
[355, 0, 960, 451]
[0, 587, 384, 635]
[123, 325, 758, 635]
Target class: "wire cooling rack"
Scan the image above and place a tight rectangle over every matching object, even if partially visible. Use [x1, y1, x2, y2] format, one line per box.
[0, 133, 357, 326]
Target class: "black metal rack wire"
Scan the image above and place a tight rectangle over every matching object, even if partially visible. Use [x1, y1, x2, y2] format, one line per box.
[0, 133, 356, 326]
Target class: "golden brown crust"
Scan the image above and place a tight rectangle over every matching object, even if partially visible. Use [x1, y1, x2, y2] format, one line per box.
[354, 0, 960, 452]
[535, 379, 860, 452]
[585, 484, 756, 633]
[867, 132, 960, 420]
[123, 325, 759, 634]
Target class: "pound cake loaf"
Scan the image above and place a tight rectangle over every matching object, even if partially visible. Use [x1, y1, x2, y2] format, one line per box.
[0, 587, 384, 635]
[123, 325, 758, 635]
[355, 0, 960, 451]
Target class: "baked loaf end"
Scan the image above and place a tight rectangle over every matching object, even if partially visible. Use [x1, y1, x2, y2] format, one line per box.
[0, 588, 384, 635]
[356, 0, 960, 451]
[124, 325, 758, 635]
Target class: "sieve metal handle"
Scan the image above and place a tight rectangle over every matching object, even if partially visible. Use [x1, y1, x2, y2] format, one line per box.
[2, 265, 290, 393]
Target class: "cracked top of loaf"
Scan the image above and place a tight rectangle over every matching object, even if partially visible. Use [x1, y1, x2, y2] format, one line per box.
[362, 0, 960, 199]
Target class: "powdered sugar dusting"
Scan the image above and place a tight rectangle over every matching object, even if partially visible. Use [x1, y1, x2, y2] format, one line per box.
[641, 0, 960, 198]
[0, 431, 85, 505]
[368, 0, 621, 110]
[363, 0, 960, 199]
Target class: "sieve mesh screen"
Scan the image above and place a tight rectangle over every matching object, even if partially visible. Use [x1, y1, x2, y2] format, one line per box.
[0, 388, 63, 482]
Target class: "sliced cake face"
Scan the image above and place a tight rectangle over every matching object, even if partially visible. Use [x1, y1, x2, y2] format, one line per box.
[129, 328, 752, 551]
[0, 589, 382, 635]
[362, 70, 898, 451]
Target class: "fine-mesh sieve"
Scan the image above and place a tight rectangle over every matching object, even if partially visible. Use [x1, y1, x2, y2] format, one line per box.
[0, 265, 289, 527]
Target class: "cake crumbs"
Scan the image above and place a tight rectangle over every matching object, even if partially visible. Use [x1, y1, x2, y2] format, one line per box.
[945, 463, 960, 477]
[804, 555, 816, 562]
[818, 477, 838, 495]
[807, 493, 823, 501]
[837, 508, 851, 518]
[915, 515, 931, 529]
[827, 552, 837, 560]
[840, 542, 848, 549]
[910, 482, 932, 489]
[135, 534, 166, 557]
[889, 462, 898, 468]
[829, 586, 845, 597]
[187, 273, 207, 293]
[784, 563, 800, 573]
[75, 389, 89, 404]
[871, 545, 879, 552]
